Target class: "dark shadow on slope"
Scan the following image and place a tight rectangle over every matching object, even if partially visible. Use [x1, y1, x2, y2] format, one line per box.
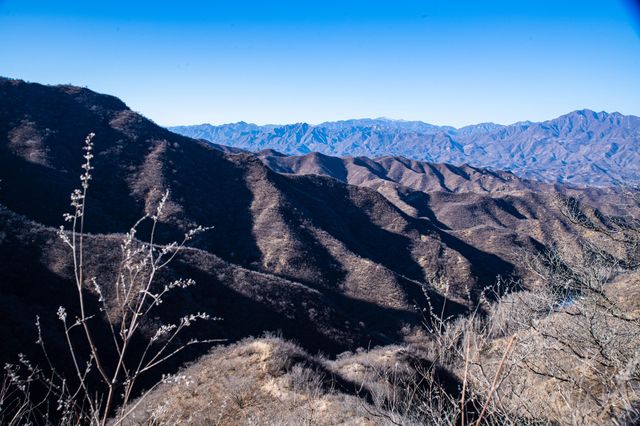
[159, 147, 263, 266]
[0, 131, 144, 233]
[171, 254, 419, 355]
[275, 173, 428, 284]
[395, 190, 452, 230]
[277, 204, 350, 289]
[425, 163, 453, 192]
[260, 170, 509, 312]
[306, 152, 350, 182]
[494, 198, 528, 220]
[435, 227, 516, 301]
[351, 157, 396, 182]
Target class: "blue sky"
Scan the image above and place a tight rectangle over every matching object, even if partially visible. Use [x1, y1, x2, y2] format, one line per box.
[1, 1, 639, 127]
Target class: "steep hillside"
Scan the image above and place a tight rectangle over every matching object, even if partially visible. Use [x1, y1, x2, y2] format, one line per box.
[256, 150, 638, 284]
[1, 78, 495, 362]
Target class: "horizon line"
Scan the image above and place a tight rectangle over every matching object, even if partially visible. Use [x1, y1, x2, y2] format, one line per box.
[162, 108, 635, 130]
[3, 75, 637, 130]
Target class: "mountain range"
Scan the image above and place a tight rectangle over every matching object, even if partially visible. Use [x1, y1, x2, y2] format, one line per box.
[1, 77, 634, 361]
[2, 77, 640, 424]
[170, 110, 640, 186]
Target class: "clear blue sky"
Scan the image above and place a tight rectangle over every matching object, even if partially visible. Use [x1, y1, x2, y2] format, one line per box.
[1, 0, 639, 127]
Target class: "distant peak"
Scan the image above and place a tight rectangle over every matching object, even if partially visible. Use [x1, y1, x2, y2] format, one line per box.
[566, 109, 608, 119]
[169, 109, 638, 135]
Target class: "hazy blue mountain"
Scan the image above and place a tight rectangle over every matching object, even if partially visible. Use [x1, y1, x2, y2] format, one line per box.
[169, 110, 640, 186]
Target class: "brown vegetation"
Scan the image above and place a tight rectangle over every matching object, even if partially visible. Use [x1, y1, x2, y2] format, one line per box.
[1, 79, 639, 425]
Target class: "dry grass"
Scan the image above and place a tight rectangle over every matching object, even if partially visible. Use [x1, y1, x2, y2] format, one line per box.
[124, 336, 380, 425]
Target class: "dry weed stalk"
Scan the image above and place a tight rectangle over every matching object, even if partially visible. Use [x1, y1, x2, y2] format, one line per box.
[1, 133, 219, 425]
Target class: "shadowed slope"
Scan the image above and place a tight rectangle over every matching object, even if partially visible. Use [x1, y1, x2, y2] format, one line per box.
[0, 78, 482, 362]
[3, 77, 632, 368]
[255, 149, 638, 286]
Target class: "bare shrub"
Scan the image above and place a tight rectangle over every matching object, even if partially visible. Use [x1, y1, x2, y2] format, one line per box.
[452, 194, 640, 425]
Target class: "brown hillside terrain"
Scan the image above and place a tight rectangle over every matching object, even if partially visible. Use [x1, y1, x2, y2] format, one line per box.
[1, 78, 634, 359]
[1, 78, 639, 425]
[257, 150, 638, 281]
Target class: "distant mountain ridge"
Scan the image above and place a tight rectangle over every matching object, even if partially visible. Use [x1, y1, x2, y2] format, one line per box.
[169, 110, 640, 186]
